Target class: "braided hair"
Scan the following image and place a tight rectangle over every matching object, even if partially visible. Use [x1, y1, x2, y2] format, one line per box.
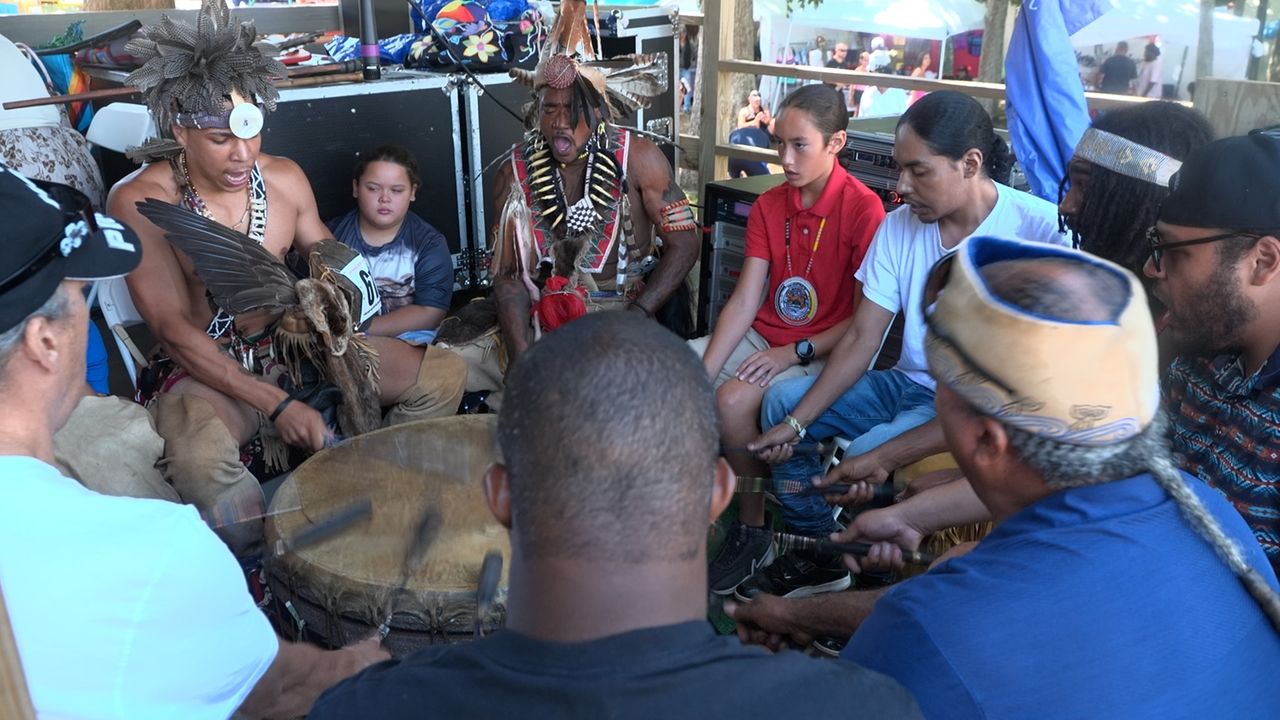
[1060, 102, 1213, 277]
[1007, 415, 1280, 632]
[981, 257, 1280, 631]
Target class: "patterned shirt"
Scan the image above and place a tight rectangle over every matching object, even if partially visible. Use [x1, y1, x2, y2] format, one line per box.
[327, 209, 453, 312]
[1164, 347, 1280, 573]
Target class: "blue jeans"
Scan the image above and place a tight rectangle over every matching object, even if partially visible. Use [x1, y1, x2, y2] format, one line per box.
[397, 329, 437, 345]
[760, 369, 937, 535]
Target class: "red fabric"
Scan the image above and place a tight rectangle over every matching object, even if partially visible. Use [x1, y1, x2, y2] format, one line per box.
[744, 162, 885, 346]
[532, 275, 588, 331]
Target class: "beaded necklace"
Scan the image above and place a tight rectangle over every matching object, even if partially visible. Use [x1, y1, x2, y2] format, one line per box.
[173, 151, 269, 339]
[175, 150, 268, 245]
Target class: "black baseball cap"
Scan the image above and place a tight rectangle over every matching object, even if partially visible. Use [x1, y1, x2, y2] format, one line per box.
[0, 165, 142, 333]
[1159, 130, 1280, 231]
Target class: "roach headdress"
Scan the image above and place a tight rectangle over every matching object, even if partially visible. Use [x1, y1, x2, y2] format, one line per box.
[126, 0, 285, 136]
[508, 0, 668, 117]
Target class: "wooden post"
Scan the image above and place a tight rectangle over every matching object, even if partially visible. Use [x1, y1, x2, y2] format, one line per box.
[698, 0, 732, 186]
[0, 585, 35, 720]
[1193, 77, 1280, 137]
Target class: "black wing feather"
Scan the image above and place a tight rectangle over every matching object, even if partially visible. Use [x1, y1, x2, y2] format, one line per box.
[135, 198, 299, 314]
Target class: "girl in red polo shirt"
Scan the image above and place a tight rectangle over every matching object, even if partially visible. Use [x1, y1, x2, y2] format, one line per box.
[690, 84, 885, 594]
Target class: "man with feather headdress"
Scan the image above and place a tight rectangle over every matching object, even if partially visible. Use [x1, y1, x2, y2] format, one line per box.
[488, 0, 699, 361]
[106, 0, 466, 552]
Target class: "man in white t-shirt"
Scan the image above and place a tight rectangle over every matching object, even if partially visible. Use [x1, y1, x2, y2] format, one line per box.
[857, 67, 909, 119]
[0, 166, 386, 719]
[1137, 43, 1163, 99]
[867, 36, 892, 72]
[732, 92, 1065, 601]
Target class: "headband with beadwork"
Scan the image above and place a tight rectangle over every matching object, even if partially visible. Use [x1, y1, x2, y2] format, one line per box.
[1074, 128, 1182, 187]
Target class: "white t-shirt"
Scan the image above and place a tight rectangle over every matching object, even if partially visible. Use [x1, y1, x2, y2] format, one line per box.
[869, 48, 892, 72]
[1137, 59, 1163, 98]
[854, 182, 1067, 389]
[858, 87, 909, 118]
[0, 456, 278, 720]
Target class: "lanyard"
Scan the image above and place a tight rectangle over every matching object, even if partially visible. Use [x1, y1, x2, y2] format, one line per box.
[783, 216, 827, 279]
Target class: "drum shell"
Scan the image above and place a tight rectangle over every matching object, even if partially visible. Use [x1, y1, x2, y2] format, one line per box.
[265, 415, 508, 656]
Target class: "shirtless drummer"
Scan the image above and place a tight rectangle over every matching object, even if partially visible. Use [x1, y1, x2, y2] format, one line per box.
[107, 0, 465, 552]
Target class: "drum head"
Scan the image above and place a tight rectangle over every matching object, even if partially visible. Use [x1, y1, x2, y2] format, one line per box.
[266, 415, 509, 654]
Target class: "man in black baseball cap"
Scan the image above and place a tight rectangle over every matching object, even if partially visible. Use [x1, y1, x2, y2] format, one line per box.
[0, 165, 141, 332]
[1146, 128, 1280, 576]
[0, 162, 389, 718]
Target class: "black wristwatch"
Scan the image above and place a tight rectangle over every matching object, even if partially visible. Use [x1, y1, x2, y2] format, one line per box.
[794, 338, 815, 366]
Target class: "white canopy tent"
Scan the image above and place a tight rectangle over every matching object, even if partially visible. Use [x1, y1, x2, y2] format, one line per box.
[746, 0, 985, 108]
[668, 0, 985, 62]
[1071, 0, 1259, 92]
[756, 0, 985, 42]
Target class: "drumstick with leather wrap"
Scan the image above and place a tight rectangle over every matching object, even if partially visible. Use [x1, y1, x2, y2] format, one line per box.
[270, 498, 373, 558]
[379, 509, 442, 639]
[735, 476, 899, 503]
[776, 532, 936, 566]
[474, 552, 503, 639]
[720, 444, 824, 457]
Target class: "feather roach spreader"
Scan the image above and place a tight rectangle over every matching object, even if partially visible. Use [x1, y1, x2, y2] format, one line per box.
[134, 199, 383, 440]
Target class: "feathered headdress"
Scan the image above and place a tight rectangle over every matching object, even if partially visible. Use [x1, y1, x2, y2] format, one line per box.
[509, 0, 668, 116]
[126, 0, 286, 129]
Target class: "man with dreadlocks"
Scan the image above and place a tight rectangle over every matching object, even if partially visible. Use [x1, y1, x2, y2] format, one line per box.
[488, 0, 699, 361]
[837, 236, 1280, 719]
[106, 0, 466, 552]
[1059, 101, 1213, 296]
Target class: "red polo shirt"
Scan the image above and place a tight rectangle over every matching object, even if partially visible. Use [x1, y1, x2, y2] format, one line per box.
[744, 162, 884, 346]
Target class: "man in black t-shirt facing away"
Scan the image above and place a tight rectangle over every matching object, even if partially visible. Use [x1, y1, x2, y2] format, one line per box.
[310, 313, 920, 719]
[1098, 41, 1137, 94]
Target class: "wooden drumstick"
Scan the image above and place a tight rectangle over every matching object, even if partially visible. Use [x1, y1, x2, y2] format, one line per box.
[270, 498, 373, 559]
[474, 551, 503, 639]
[720, 444, 824, 458]
[734, 476, 898, 503]
[379, 509, 442, 639]
[776, 532, 936, 567]
[2, 64, 363, 111]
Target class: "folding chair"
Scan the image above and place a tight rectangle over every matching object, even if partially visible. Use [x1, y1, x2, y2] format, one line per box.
[94, 276, 147, 390]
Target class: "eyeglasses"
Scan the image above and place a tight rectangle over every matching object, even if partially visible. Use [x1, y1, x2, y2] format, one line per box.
[1144, 226, 1262, 272]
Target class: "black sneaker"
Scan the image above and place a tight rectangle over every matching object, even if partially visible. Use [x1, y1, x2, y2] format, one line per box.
[708, 522, 776, 595]
[734, 550, 851, 602]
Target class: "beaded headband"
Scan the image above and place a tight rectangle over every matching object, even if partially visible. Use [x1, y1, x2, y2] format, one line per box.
[1074, 128, 1182, 188]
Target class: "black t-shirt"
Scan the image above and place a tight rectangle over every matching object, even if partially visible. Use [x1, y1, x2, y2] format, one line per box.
[310, 621, 922, 719]
[1099, 55, 1137, 93]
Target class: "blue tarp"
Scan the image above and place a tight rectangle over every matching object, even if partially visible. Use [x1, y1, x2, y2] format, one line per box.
[1005, 0, 1108, 202]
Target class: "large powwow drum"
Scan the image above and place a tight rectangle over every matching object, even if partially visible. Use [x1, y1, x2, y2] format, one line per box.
[265, 415, 509, 656]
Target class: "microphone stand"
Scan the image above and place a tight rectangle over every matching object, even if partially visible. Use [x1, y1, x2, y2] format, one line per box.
[358, 0, 381, 80]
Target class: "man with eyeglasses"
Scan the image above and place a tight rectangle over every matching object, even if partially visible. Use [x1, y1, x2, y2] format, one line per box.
[825, 43, 857, 108]
[728, 130, 1280, 651]
[840, 235, 1280, 720]
[1146, 130, 1280, 576]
